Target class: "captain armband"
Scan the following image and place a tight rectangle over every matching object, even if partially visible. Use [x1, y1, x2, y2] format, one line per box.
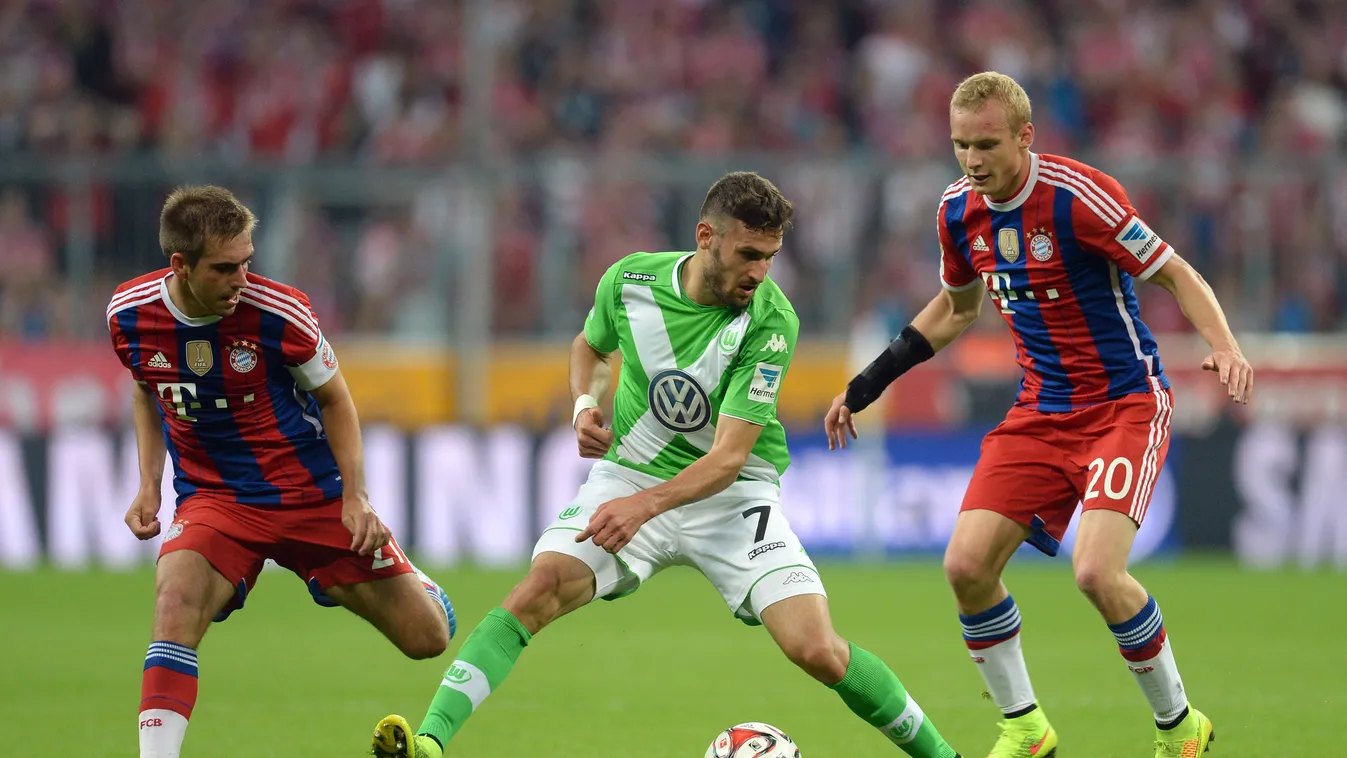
[843, 325, 935, 414]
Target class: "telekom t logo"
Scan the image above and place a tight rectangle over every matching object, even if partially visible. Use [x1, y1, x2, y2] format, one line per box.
[157, 382, 200, 420]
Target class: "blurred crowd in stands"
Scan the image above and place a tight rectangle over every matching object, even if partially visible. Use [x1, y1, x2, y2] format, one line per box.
[2, 0, 1346, 338]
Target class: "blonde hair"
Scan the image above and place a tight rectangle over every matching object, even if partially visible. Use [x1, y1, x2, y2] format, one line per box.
[950, 72, 1033, 133]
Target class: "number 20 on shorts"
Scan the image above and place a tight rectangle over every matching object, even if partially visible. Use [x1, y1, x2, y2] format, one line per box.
[1084, 456, 1134, 501]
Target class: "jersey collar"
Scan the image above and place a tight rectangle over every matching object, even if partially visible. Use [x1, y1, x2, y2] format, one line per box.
[983, 152, 1039, 213]
[160, 273, 222, 326]
[671, 252, 694, 301]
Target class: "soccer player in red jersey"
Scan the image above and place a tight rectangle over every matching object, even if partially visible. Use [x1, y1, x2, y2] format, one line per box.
[825, 73, 1252, 758]
[107, 186, 457, 758]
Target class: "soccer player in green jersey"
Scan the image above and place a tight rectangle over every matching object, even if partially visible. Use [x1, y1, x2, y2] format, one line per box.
[370, 172, 962, 758]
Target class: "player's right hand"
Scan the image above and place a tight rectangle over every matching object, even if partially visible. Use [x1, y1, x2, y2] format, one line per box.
[125, 489, 162, 540]
[824, 391, 858, 451]
[575, 407, 614, 459]
[342, 494, 391, 556]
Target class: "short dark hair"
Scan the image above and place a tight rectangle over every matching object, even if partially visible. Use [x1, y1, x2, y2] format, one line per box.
[699, 171, 794, 234]
[159, 185, 257, 265]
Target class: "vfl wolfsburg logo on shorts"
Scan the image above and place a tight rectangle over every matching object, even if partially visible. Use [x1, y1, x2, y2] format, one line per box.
[648, 368, 710, 433]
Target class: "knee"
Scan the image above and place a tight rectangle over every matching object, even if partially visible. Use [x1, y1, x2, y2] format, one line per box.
[1073, 560, 1125, 604]
[943, 550, 996, 600]
[398, 623, 449, 661]
[152, 584, 213, 644]
[785, 635, 849, 685]
[503, 565, 568, 630]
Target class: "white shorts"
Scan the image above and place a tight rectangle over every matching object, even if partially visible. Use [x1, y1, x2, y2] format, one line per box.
[532, 461, 825, 625]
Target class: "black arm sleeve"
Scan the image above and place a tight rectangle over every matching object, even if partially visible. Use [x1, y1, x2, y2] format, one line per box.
[843, 325, 935, 414]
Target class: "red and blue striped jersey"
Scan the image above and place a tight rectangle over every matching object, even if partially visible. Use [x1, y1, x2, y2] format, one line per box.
[938, 152, 1173, 412]
[107, 270, 343, 507]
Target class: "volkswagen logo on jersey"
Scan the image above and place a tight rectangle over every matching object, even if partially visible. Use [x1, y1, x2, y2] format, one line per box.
[648, 369, 711, 433]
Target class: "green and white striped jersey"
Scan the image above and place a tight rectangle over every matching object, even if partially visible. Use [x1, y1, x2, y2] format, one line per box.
[584, 251, 798, 483]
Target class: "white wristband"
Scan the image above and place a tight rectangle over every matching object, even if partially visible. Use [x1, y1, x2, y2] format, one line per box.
[572, 394, 599, 427]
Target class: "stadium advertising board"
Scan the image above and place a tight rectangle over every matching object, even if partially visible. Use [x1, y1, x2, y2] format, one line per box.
[0, 426, 1187, 570]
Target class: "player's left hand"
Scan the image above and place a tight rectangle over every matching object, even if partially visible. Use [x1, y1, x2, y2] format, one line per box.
[575, 494, 657, 554]
[341, 494, 391, 556]
[1201, 347, 1253, 404]
[824, 391, 858, 450]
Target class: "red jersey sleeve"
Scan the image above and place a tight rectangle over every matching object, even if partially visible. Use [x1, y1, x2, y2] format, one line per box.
[108, 317, 134, 371]
[244, 276, 339, 391]
[938, 200, 979, 291]
[105, 275, 162, 373]
[1066, 165, 1174, 280]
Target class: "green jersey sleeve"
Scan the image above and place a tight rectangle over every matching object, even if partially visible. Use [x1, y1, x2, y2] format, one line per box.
[583, 261, 622, 353]
[719, 306, 799, 426]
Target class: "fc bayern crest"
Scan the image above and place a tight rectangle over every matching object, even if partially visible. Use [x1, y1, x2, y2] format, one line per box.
[228, 339, 258, 373]
[164, 521, 185, 542]
[1030, 232, 1054, 262]
[321, 341, 338, 370]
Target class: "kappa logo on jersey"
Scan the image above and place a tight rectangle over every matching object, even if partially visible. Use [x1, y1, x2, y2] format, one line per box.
[147, 351, 172, 369]
[648, 369, 710, 433]
[1116, 216, 1162, 263]
[972, 234, 990, 252]
[621, 271, 658, 283]
[782, 571, 814, 585]
[759, 333, 788, 353]
[748, 362, 782, 403]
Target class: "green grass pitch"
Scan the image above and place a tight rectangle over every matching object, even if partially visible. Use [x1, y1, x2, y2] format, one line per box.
[3, 558, 1339, 756]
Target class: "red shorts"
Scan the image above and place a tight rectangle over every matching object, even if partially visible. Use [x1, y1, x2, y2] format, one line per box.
[159, 495, 415, 620]
[961, 388, 1173, 543]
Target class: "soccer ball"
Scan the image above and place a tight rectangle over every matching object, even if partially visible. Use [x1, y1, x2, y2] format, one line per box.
[705, 722, 800, 758]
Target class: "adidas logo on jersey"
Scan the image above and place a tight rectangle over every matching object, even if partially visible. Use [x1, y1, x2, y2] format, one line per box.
[972, 235, 990, 252]
[147, 352, 172, 369]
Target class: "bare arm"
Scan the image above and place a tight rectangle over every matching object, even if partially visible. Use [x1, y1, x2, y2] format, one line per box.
[309, 370, 390, 554]
[909, 283, 986, 352]
[309, 369, 367, 501]
[1147, 254, 1253, 403]
[643, 416, 763, 515]
[569, 331, 614, 406]
[132, 383, 167, 494]
[570, 332, 617, 457]
[576, 416, 764, 551]
[1147, 254, 1238, 353]
[825, 284, 985, 449]
[124, 382, 168, 539]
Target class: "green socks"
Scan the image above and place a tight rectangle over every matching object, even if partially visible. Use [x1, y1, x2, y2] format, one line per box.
[830, 642, 959, 758]
[417, 607, 532, 748]
[414, 615, 955, 757]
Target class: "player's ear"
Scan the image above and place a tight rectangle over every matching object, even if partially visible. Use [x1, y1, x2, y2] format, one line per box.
[168, 252, 191, 278]
[695, 220, 716, 252]
[1019, 121, 1034, 149]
